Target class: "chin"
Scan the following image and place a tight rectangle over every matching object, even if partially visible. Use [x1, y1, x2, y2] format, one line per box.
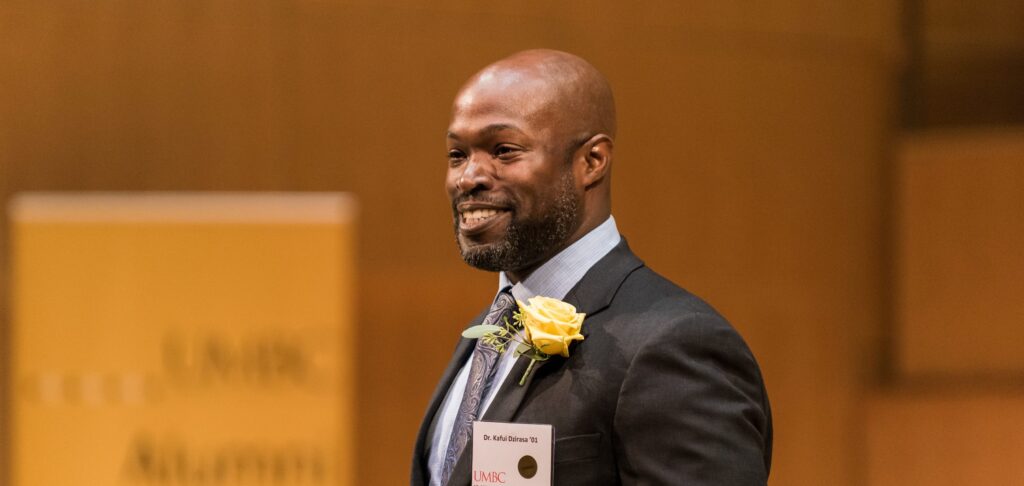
[457, 239, 512, 272]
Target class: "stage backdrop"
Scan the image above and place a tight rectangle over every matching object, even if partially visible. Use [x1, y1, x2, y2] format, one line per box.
[9, 193, 356, 486]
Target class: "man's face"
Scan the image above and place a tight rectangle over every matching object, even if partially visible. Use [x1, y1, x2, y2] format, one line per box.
[445, 75, 583, 274]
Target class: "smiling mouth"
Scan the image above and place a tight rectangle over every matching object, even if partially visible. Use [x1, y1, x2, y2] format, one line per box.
[462, 208, 501, 224]
[458, 207, 511, 234]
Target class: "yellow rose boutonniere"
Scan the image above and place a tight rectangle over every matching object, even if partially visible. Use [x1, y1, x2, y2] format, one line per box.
[517, 296, 585, 358]
[462, 295, 586, 386]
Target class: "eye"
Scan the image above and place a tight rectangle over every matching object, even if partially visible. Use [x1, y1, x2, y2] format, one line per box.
[448, 149, 466, 166]
[493, 145, 521, 160]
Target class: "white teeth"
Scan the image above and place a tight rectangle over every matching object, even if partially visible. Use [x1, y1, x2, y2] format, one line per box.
[462, 208, 501, 224]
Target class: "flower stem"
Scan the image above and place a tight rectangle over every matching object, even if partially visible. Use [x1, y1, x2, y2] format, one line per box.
[519, 358, 537, 386]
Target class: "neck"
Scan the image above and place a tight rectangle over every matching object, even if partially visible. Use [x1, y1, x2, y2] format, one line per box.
[504, 210, 611, 283]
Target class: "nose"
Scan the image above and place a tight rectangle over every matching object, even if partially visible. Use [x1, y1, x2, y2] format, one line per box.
[453, 154, 495, 194]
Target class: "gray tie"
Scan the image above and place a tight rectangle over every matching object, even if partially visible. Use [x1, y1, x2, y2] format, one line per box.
[439, 288, 518, 485]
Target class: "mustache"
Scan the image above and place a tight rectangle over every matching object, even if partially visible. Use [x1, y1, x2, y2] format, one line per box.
[450, 194, 515, 211]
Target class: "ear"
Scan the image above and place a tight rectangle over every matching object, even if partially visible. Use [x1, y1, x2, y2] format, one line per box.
[578, 133, 613, 188]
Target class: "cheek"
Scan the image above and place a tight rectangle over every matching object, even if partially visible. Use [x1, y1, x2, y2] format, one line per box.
[507, 192, 551, 227]
[502, 158, 571, 213]
[525, 181, 566, 212]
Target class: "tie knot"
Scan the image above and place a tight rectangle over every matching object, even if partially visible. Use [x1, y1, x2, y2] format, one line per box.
[484, 288, 518, 328]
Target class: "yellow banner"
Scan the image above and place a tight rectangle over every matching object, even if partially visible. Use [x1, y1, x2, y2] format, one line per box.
[9, 193, 356, 486]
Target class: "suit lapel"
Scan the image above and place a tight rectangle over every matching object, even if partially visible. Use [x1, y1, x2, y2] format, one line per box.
[444, 239, 644, 486]
[561, 238, 644, 316]
[411, 309, 487, 484]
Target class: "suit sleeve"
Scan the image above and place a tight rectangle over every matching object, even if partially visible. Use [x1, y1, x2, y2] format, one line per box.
[612, 311, 772, 485]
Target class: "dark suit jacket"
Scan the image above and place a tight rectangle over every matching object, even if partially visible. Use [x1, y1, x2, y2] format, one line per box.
[412, 240, 772, 485]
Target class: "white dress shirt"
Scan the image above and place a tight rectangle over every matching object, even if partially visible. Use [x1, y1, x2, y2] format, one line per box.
[426, 216, 621, 485]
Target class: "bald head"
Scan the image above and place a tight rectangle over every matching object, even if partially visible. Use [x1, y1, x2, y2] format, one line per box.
[456, 49, 616, 144]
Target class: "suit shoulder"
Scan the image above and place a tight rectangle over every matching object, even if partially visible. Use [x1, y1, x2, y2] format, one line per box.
[613, 265, 728, 326]
[601, 265, 759, 357]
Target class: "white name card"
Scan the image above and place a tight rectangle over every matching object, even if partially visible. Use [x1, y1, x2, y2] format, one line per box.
[472, 421, 553, 486]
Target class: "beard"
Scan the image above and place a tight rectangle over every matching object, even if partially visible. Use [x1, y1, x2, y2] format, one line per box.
[453, 170, 581, 273]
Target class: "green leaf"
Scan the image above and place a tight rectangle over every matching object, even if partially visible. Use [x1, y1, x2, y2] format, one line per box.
[461, 324, 503, 339]
[513, 342, 532, 357]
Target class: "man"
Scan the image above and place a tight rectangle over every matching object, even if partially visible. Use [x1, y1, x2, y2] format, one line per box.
[412, 49, 772, 486]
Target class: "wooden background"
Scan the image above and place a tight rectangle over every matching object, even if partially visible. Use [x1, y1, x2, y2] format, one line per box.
[4, 1, 1020, 485]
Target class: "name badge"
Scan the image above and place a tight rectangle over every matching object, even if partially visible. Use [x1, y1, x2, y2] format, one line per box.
[472, 421, 553, 485]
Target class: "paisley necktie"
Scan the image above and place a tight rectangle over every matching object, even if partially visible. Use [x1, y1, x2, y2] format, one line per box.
[438, 288, 517, 485]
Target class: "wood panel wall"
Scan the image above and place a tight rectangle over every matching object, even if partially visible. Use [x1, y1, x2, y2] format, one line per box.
[0, 1, 900, 484]
[897, 130, 1024, 377]
[909, 0, 1024, 127]
[867, 387, 1024, 485]
[865, 129, 1024, 484]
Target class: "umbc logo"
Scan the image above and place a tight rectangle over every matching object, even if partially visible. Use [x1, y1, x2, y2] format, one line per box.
[161, 330, 330, 390]
[473, 470, 507, 484]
